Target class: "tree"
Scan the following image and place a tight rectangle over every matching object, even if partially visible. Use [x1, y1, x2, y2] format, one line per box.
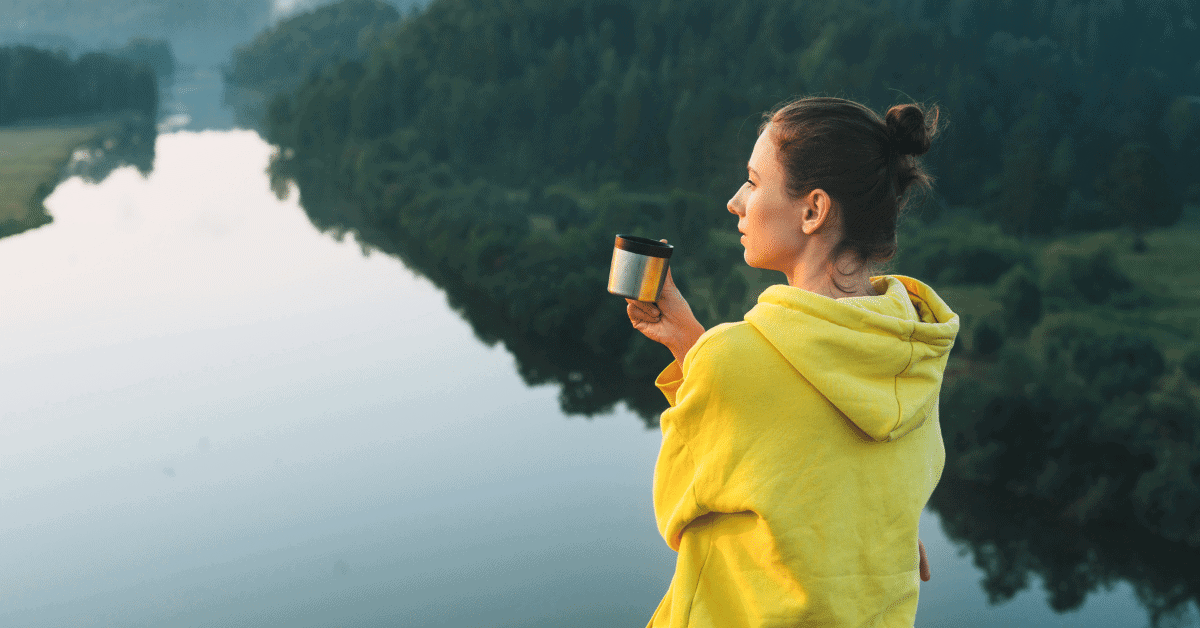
[997, 265, 1042, 337]
[1096, 143, 1183, 244]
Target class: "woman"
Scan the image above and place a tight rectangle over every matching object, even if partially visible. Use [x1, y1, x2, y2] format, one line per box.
[627, 97, 960, 628]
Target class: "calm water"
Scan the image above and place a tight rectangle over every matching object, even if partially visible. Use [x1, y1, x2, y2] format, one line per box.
[0, 131, 1171, 627]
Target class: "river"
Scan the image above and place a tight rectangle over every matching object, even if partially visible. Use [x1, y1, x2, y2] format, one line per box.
[0, 130, 1180, 627]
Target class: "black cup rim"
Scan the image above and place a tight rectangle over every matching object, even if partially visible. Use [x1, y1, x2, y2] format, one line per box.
[614, 234, 673, 258]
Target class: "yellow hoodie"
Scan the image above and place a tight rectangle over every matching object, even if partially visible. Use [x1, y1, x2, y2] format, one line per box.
[646, 275, 959, 628]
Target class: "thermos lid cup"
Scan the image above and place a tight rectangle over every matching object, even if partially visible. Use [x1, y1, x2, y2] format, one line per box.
[608, 234, 673, 302]
[613, 234, 674, 258]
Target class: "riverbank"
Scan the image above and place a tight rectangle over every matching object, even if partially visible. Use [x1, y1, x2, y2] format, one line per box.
[0, 114, 155, 239]
[0, 123, 103, 238]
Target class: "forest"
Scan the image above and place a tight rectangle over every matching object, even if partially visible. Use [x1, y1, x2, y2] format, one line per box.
[234, 0, 1200, 621]
[0, 45, 158, 125]
[0, 43, 159, 239]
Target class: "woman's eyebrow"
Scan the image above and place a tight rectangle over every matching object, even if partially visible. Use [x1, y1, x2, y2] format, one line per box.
[747, 165, 758, 176]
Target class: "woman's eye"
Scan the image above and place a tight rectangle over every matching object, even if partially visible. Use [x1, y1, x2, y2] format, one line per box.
[745, 179, 754, 188]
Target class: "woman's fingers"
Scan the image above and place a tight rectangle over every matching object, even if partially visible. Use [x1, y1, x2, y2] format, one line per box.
[626, 298, 658, 316]
[626, 298, 661, 323]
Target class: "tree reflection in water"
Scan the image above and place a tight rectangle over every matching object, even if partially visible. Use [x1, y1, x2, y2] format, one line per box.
[64, 115, 157, 184]
[267, 158, 718, 424]
[272, 165, 1200, 627]
[932, 476, 1200, 627]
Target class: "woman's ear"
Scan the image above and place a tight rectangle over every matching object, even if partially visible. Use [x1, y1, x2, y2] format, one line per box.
[799, 188, 833, 235]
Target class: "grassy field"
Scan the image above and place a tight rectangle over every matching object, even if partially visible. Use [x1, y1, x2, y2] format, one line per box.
[0, 123, 106, 236]
[1099, 206, 1200, 358]
[933, 205, 1200, 361]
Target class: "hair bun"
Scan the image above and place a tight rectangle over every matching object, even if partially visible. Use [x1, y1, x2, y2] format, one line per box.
[885, 104, 937, 157]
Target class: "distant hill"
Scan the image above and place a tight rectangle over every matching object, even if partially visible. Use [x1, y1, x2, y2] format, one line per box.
[0, 0, 427, 49]
[223, 0, 403, 128]
[0, 0, 274, 48]
[104, 37, 175, 82]
[270, 0, 425, 23]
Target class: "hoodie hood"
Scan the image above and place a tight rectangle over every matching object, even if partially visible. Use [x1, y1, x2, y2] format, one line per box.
[743, 275, 959, 442]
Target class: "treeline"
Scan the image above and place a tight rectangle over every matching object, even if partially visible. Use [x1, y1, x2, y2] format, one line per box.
[256, 0, 1199, 227]
[105, 38, 175, 83]
[253, 0, 1199, 415]
[0, 46, 157, 125]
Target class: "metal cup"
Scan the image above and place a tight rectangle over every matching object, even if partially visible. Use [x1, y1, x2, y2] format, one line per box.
[607, 234, 674, 302]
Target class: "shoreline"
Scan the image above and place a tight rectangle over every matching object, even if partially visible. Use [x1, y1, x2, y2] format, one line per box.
[0, 112, 155, 239]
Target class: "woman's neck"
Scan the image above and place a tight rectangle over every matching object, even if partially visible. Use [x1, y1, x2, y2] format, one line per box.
[785, 259, 878, 299]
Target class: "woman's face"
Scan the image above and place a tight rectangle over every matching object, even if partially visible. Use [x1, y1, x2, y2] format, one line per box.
[727, 126, 809, 273]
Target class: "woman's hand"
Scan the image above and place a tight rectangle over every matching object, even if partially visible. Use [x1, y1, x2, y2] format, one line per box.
[626, 260, 705, 366]
[919, 538, 930, 582]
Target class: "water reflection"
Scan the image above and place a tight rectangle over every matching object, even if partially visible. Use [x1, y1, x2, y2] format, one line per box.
[0, 130, 676, 627]
[0, 130, 1181, 627]
[271, 141, 1199, 625]
[932, 477, 1200, 627]
[266, 155, 674, 424]
[61, 115, 157, 183]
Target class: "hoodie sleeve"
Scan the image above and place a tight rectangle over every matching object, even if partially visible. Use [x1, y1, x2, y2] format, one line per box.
[649, 324, 746, 551]
[654, 360, 685, 407]
[652, 356, 709, 551]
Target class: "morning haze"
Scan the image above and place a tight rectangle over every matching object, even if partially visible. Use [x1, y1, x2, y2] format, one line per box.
[1, 0, 1197, 626]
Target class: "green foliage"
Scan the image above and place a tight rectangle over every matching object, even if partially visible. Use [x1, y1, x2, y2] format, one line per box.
[986, 92, 1071, 237]
[252, 0, 1197, 425]
[0, 45, 158, 125]
[970, 314, 1005, 357]
[224, 0, 402, 128]
[0, 116, 156, 239]
[894, 218, 1027, 284]
[1037, 314, 1166, 398]
[105, 37, 175, 81]
[1040, 240, 1145, 310]
[996, 265, 1042, 337]
[1181, 349, 1200, 384]
[1095, 143, 1183, 234]
[934, 239, 1200, 621]
[941, 316, 1200, 545]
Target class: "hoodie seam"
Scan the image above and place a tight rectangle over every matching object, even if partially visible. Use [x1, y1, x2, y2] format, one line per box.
[684, 514, 717, 626]
[893, 322, 918, 439]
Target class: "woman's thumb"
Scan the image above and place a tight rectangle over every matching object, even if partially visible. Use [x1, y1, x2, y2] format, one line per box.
[658, 240, 674, 287]
[661, 266, 680, 299]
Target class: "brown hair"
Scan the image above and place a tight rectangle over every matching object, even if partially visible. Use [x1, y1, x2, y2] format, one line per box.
[760, 97, 938, 287]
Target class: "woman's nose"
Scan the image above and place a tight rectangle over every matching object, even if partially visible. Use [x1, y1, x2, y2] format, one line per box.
[727, 193, 742, 216]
